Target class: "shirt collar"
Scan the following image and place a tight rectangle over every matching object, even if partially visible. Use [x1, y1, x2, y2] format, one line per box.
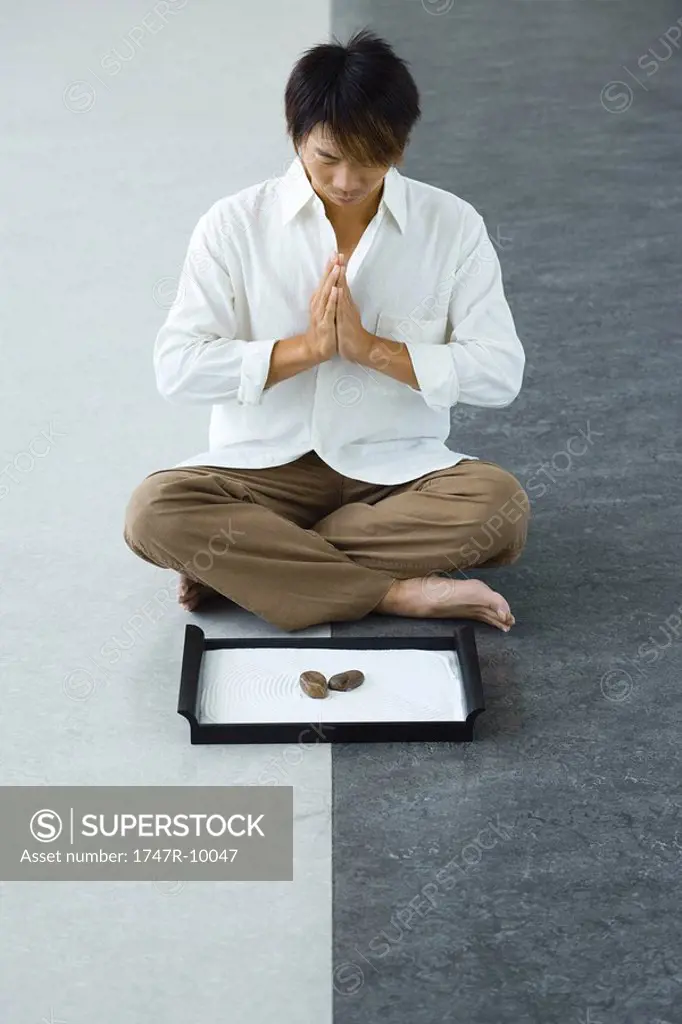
[279, 153, 407, 233]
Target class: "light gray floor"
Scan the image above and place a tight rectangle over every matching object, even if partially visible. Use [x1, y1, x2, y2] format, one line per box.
[0, 4, 333, 1021]
[330, 2, 682, 1023]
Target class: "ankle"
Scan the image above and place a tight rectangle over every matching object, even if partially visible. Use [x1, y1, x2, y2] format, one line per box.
[376, 579, 403, 614]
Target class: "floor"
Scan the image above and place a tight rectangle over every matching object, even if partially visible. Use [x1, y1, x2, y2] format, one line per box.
[2, 1, 681, 1022]
[330, 3, 682, 1023]
[0, 3, 333, 1022]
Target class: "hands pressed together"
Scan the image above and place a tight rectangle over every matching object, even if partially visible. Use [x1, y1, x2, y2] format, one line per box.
[305, 252, 372, 365]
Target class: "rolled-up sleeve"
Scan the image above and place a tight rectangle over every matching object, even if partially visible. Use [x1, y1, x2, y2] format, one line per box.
[403, 344, 461, 411]
[153, 210, 278, 405]
[405, 213, 525, 411]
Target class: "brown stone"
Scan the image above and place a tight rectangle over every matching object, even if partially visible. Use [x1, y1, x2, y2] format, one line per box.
[328, 669, 365, 692]
[299, 670, 328, 699]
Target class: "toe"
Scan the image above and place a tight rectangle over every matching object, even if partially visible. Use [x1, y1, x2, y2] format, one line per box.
[479, 608, 509, 631]
[492, 608, 512, 631]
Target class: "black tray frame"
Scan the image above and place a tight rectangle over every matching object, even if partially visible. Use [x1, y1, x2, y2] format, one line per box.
[177, 623, 485, 744]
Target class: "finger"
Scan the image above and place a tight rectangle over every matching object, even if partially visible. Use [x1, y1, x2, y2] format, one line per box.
[317, 258, 336, 295]
[323, 263, 341, 299]
[313, 259, 341, 319]
[324, 285, 338, 319]
[315, 258, 336, 302]
[314, 266, 336, 314]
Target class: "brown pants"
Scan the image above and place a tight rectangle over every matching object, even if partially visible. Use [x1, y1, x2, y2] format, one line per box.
[123, 451, 530, 631]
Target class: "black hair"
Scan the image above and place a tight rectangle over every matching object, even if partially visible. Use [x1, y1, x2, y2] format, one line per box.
[284, 28, 421, 167]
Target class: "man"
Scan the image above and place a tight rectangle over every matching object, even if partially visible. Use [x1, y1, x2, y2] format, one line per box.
[123, 28, 530, 633]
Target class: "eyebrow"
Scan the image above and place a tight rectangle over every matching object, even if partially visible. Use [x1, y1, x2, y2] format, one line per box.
[316, 147, 341, 159]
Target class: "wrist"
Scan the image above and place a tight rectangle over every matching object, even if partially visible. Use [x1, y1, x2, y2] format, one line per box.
[356, 329, 380, 366]
[360, 331, 402, 373]
[300, 331, 323, 367]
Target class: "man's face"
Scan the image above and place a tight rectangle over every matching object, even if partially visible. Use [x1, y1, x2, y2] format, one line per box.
[297, 125, 391, 210]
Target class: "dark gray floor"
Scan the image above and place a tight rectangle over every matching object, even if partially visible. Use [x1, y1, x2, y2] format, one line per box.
[330, 3, 682, 1022]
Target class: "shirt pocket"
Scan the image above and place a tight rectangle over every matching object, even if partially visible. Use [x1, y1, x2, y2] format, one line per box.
[375, 312, 449, 346]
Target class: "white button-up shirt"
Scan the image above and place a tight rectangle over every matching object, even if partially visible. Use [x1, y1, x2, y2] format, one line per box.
[154, 154, 524, 485]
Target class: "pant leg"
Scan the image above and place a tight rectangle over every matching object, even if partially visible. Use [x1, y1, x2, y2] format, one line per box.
[312, 459, 530, 577]
[122, 452, 395, 631]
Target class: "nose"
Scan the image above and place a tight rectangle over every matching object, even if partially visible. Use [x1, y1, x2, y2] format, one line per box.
[333, 172, 359, 194]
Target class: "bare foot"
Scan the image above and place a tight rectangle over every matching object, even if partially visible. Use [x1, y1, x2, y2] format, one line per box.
[176, 575, 217, 612]
[375, 576, 515, 632]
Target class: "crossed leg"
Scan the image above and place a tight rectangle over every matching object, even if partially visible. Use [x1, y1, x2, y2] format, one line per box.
[312, 459, 530, 631]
